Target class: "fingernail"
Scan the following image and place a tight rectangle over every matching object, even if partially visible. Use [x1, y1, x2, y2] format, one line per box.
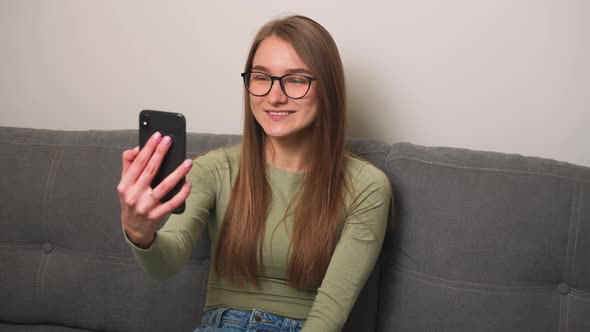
[183, 159, 193, 168]
[162, 136, 172, 145]
[152, 131, 162, 141]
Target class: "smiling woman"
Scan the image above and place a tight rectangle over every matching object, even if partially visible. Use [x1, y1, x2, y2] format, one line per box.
[119, 15, 392, 332]
[247, 36, 320, 145]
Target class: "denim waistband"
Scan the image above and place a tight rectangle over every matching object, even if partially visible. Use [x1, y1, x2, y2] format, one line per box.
[200, 307, 304, 331]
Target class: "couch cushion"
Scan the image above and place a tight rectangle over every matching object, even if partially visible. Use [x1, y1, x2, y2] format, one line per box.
[378, 142, 590, 331]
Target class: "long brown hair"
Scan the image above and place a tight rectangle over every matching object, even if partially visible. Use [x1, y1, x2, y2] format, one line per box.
[214, 15, 348, 289]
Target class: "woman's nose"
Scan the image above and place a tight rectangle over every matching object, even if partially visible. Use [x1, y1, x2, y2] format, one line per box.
[267, 80, 288, 105]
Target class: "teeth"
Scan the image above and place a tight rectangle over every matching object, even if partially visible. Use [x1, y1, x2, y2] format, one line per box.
[268, 111, 292, 115]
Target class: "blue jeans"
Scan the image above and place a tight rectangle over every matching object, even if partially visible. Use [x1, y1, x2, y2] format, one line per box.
[193, 307, 304, 332]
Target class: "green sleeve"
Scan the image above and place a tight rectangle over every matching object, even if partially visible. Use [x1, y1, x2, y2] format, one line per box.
[302, 165, 392, 332]
[123, 155, 217, 280]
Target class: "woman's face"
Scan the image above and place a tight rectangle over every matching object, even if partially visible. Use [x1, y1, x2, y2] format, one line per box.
[249, 36, 319, 142]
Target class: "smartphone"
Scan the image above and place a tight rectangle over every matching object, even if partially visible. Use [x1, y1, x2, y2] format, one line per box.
[139, 110, 187, 214]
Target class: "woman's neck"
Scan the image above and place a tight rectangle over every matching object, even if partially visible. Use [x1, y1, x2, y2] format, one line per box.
[265, 134, 313, 174]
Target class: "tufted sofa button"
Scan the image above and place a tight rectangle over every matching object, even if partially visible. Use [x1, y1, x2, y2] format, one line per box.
[42, 243, 53, 254]
[558, 282, 570, 295]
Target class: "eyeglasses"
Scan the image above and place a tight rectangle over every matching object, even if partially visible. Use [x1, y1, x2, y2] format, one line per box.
[241, 71, 317, 99]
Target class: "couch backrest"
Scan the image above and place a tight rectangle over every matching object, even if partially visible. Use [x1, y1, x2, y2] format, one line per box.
[2, 127, 589, 331]
[0, 127, 389, 331]
[378, 143, 590, 331]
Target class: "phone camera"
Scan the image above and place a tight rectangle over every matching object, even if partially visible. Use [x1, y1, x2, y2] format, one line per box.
[140, 113, 150, 131]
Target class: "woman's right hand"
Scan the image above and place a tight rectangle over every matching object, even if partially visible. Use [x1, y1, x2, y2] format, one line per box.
[117, 131, 193, 249]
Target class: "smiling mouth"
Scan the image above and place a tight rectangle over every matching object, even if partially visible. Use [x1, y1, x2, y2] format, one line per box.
[266, 111, 295, 115]
[266, 110, 295, 121]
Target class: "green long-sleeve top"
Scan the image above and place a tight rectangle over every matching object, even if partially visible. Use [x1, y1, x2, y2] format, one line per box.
[124, 144, 391, 331]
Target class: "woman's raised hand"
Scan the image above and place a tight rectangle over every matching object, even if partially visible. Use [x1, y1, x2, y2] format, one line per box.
[117, 131, 192, 248]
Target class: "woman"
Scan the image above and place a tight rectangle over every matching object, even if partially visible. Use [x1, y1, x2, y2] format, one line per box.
[118, 15, 391, 332]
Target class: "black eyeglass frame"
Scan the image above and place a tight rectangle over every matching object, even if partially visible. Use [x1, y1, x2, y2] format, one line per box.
[240, 71, 317, 99]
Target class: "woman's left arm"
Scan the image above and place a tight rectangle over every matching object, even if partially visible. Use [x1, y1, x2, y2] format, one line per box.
[302, 166, 393, 332]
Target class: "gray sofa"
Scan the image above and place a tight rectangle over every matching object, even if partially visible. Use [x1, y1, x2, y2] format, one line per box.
[1, 125, 589, 331]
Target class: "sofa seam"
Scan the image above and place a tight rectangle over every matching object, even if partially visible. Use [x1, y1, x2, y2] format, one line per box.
[571, 294, 590, 303]
[0, 141, 132, 150]
[34, 252, 48, 311]
[565, 295, 570, 332]
[42, 150, 60, 241]
[0, 244, 208, 265]
[40, 253, 51, 294]
[1, 141, 237, 155]
[37, 149, 60, 307]
[0, 244, 44, 250]
[388, 156, 590, 184]
[356, 149, 389, 156]
[0, 250, 45, 253]
[400, 270, 555, 295]
[55, 245, 209, 267]
[79, 256, 206, 268]
[557, 296, 563, 332]
[565, 183, 578, 271]
[394, 265, 554, 289]
[384, 148, 394, 169]
[46, 149, 63, 243]
[571, 184, 583, 276]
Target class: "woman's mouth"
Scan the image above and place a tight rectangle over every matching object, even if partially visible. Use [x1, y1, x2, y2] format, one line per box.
[266, 111, 295, 121]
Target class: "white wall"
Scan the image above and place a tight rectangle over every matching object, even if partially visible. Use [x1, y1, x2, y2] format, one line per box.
[1, 0, 589, 166]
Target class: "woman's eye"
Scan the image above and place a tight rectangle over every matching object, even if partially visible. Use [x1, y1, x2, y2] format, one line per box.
[252, 75, 270, 81]
[286, 77, 306, 84]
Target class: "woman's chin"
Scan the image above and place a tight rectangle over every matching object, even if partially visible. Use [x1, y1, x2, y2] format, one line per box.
[264, 131, 292, 140]
[261, 126, 292, 139]
[261, 124, 314, 143]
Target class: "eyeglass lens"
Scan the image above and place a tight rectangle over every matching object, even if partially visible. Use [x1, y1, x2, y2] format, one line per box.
[246, 72, 311, 99]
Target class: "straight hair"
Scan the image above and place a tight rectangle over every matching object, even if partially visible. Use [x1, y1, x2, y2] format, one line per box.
[214, 15, 348, 289]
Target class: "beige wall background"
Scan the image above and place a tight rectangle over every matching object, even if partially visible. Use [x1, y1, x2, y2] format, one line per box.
[1, 0, 589, 166]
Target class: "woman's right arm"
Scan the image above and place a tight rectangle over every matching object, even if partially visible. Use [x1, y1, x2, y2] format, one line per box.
[117, 132, 215, 280]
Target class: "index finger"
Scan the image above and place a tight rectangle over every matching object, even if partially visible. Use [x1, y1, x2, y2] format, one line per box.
[121, 146, 139, 178]
[119, 131, 162, 188]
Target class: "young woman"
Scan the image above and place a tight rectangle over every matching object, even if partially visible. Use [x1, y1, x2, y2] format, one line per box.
[118, 15, 391, 332]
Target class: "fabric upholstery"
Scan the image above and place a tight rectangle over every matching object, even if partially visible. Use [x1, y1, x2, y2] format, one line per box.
[378, 143, 590, 331]
[0, 126, 589, 331]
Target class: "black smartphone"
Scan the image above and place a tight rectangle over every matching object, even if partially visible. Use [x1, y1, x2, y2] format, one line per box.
[139, 110, 187, 214]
